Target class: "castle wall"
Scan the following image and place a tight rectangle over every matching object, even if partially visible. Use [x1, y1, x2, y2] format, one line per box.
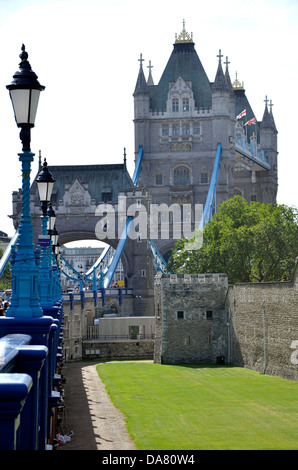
[83, 340, 154, 361]
[227, 261, 298, 381]
[154, 262, 298, 381]
[62, 295, 134, 361]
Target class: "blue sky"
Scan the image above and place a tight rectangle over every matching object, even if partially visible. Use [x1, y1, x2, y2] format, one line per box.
[0, 0, 297, 240]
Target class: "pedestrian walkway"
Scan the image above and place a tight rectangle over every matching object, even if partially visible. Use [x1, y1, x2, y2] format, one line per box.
[56, 361, 136, 451]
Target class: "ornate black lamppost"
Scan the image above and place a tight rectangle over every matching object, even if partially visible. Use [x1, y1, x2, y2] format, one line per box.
[6, 44, 45, 317]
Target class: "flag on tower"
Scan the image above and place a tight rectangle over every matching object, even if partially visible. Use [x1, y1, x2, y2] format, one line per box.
[244, 117, 256, 126]
[236, 109, 246, 119]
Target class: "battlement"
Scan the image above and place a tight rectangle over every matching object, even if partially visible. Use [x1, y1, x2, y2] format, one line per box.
[157, 272, 228, 285]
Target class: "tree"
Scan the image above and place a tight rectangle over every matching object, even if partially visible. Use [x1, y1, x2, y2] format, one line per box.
[0, 247, 11, 290]
[168, 196, 298, 283]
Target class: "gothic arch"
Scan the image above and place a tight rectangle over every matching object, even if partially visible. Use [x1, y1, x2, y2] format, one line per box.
[172, 164, 191, 186]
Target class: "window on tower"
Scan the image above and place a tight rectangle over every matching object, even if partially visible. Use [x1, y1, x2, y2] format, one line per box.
[155, 173, 163, 185]
[162, 124, 169, 136]
[172, 124, 179, 136]
[173, 165, 190, 185]
[193, 123, 201, 135]
[201, 172, 208, 184]
[172, 98, 179, 112]
[182, 123, 190, 135]
[182, 98, 189, 111]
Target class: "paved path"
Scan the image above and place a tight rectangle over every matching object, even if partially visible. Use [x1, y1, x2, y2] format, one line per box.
[57, 361, 136, 451]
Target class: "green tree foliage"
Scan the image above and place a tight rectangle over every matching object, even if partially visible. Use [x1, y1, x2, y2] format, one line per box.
[168, 196, 298, 283]
[0, 247, 11, 290]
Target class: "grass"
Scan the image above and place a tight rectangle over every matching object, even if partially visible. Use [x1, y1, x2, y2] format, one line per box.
[96, 362, 298, 450]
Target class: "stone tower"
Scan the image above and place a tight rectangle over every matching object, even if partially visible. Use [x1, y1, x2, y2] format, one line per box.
[133, 22, 278, 261]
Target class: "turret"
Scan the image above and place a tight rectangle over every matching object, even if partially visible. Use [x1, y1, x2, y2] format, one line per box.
[259, 96, 278, 151]
[133, 54, 150, 166]
[212, 50, 231, 117]
[133, 53, 150, 120]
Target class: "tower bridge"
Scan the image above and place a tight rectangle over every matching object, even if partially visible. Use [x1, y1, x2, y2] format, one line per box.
[4, 22, 278, 317]
[0, 22, 279, 449]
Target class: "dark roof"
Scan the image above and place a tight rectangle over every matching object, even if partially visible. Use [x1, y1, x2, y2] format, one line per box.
[234, 88, 260, 141]
[148, 42, 212, 111]
[31, 163, 134, 206]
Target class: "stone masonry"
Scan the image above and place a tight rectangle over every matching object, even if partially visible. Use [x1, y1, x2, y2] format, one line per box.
[154, 273, 228, 364]
[154, 261, 298, 381]
[227, 260, 298, 381]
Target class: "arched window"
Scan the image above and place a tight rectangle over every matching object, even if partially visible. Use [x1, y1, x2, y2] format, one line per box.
[173, 166, 190, 185]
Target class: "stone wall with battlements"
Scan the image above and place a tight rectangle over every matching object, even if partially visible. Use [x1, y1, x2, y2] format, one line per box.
[154, 273, 229, 364]
[154, 262, 298, 381]
[227, 260, 298, 381]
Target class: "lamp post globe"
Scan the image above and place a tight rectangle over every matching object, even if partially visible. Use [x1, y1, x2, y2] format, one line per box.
[6, 44, 45, 151]
[35, 157, 56, 308]
[36, 158, 56, 215]
[47, 203, 56, 232]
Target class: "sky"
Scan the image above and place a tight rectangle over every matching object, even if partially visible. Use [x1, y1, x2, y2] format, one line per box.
[0, 0, 297, 245]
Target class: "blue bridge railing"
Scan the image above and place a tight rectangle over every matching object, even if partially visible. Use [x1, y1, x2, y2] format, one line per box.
[0, 300, 64, 450]
[62, 287, 133, 310]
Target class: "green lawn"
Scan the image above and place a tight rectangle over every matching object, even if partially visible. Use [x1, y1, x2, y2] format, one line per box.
[96, 362, 298, 450]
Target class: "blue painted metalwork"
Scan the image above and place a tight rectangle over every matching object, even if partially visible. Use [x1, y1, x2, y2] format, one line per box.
[38, 216, 53, 308]
[132, 145, 143, 185]
[235, 136, 270, 170]
[103, 216, 134, 288]
[199, 142, 222, 229]
[62, 287, 133, 310]
[149, 235, 169, 274]
[7, 151, 43, 318]
[0, 301, 64, 449]
[0, 372, 33, 450]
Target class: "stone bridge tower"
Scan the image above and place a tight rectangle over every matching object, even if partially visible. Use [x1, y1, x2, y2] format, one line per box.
[133, 21, 278, 261]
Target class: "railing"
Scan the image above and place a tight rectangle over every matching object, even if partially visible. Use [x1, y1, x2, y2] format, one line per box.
[235, 135, 270, 170]
[85, 327, 155, 341]
[62, 288, 133, 310]
[0, 301, 64, 450]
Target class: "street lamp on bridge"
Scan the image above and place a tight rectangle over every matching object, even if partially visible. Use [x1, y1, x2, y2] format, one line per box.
[6, 44, 45, 317]
[35, 157, 56, 308]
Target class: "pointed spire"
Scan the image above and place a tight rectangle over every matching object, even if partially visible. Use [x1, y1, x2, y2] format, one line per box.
[269, 100, 277, 131]
[224, 56, 233, 91]
[133, 53, 149, 96]
[261, 95, 276, 130]
[212, 49, 229, 92]
[147, 60, 154, 86]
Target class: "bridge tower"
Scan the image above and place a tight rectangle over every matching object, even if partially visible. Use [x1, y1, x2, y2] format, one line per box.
[133, 21, 278, 261]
